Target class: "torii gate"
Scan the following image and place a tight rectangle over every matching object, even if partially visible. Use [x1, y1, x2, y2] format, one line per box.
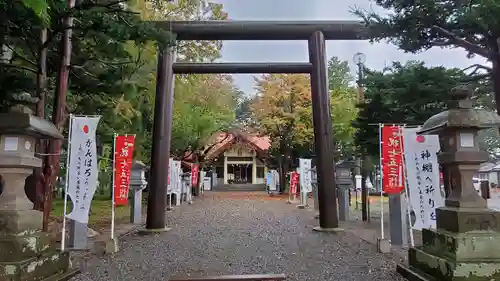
[145, 21, 366, 232]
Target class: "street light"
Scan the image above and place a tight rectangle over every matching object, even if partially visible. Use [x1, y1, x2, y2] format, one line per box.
[352, 52, 366, 88]
[352, 52, 369, 221]
[353, 52, 366, 65]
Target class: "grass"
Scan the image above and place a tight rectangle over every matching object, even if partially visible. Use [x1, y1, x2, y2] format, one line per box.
[51, 194, 143, 227]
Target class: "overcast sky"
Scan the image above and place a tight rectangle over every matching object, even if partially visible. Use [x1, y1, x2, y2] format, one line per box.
[213, 0, 486, 95]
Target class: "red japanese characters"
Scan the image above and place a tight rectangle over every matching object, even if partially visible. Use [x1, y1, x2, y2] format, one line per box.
[381, 125, 405, 194]
[113, 135, 136, 206]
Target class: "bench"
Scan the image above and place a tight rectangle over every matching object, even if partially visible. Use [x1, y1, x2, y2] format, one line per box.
[169, 274, 286, 281]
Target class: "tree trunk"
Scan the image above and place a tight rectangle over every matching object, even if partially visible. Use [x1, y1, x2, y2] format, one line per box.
[33, 28, 48, 212]
[42, 0, 76, 232]
[278, 155, 285, 193]
[278, 150, 290, 194]
[493, 58, 500, 117]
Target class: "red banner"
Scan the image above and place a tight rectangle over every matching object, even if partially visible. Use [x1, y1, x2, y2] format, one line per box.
[381, 125, 405, 194]
[191, 164, 200, 187]
[113, 135, 135, 206]
[290, 172, 299, 195]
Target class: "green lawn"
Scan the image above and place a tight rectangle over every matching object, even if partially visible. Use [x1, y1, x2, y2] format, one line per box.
[52, 194, 142, 226]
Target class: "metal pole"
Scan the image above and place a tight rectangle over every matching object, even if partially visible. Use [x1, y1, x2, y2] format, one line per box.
[309, 31, 339, 230]
[146, 46, 175, 231]
[353, 53, 369, 222]
[111, 133, 116, 239]
[379, 124, 385, 239]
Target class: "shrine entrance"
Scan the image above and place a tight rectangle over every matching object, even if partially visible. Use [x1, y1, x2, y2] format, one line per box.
[228, 164, 253, 184]
[145, 20, 366, 232]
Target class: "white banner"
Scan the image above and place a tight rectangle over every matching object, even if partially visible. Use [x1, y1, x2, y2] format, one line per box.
[403, 127, 444, 230]
[174, 161, 181, 192]
[200, 171, 209, 190]
[66, 116, 101, 223]
[267, 169, 278, 191]
[299, 158, 312, 193]
[167, 158, 173, 195]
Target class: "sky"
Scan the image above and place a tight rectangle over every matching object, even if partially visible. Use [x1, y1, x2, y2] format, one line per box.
[213, 0, 486, 96]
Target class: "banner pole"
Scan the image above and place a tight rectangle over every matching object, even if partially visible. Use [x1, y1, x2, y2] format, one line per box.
[288, 172, 292, 203]
[111, 133, 117, 240]
[400, 126, 415, 247]
[379, 123, 385, 240]
[61, 114, 73, 252]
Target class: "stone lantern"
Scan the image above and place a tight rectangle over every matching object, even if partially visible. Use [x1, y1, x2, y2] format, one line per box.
[0, 102, 78, 281]
[397, 86, 500, 281]
[335, 160, 354, 221]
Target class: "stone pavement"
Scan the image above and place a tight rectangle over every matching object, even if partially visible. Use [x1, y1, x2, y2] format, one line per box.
[71, 192, 405, 281]
[342, 190, 500, 260]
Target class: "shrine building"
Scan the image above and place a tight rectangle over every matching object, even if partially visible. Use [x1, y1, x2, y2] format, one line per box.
[202, 130, 270, 186]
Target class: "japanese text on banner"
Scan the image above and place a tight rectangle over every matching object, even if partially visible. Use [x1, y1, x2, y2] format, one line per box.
[191, 164, 199, 187]
[381, 125, 405, 194]
[66, 116, 101, 223]
[290, 172, 299, 195]
[299, 158, 312, 193]
[113, 135, 135, 206]
[402, 128, 444, 230]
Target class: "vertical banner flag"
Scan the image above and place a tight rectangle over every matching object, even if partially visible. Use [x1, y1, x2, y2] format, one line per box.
[167, 158, 173, 194]
[66, 116, 101, 223]
[381, 125, 405, 194]
[113, 135, 135, 206]
[273, 170, 280, 192]
[403, 127, 444, 230]
[191, 163, 200, 187]
[174, 161, 181, 194]
[299, 158, 312, 193]
[266, 171, 273, 191]
[200, 170, 208, 191]
[290, 171, 299, 195]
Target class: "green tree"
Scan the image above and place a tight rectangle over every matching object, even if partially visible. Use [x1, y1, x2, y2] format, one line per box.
[354, 61, 469, 157]
[130, 0, 237, 163]
[251, 58, 358, 191]
[328, 56, 353, 90]
[353, 0, 499, 112]
[21, 0, 49, 21]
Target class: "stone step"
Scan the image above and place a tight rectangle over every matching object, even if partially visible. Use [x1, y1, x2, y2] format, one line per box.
[214, 184, 267, 192]
[0, 250, 72, 281]
[0, 232, 56, 263]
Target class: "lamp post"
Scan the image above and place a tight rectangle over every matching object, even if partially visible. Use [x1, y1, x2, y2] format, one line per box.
[336, 160, 355, 221]
[353, 52, 369, 221]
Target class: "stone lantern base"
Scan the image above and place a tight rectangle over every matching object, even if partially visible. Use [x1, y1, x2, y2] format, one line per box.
[397, 207, 500, 281]
[0, 209, 79, 281]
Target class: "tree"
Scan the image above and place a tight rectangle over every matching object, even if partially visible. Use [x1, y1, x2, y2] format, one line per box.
[354, 61, 471, 157]
[251, 74, 311, 192]
[251, 59, 358, 191]
[353, 0, 500, 113]
[21, 0, 49, 21]
[235, 94, 253, 125]
[1, 0, 239, 216]
[328, 56, 353, 90]
[170, 74, 240, 159]
[1, 0, 174, 214]
[131, 0, 238, 163]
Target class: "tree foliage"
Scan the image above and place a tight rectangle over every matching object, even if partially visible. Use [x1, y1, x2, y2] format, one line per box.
[353, 61, 490, 157]
[353, 0, 499, 112]
[130, 0, 238, 162]
[250, 57, 358, 161]
[1, 0, 239, 206]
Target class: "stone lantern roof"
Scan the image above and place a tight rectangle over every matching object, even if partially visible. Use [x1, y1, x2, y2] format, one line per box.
[418, 86, 500, 135]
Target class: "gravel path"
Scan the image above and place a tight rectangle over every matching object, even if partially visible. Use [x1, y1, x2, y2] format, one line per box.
[72, 192, 405, 281]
